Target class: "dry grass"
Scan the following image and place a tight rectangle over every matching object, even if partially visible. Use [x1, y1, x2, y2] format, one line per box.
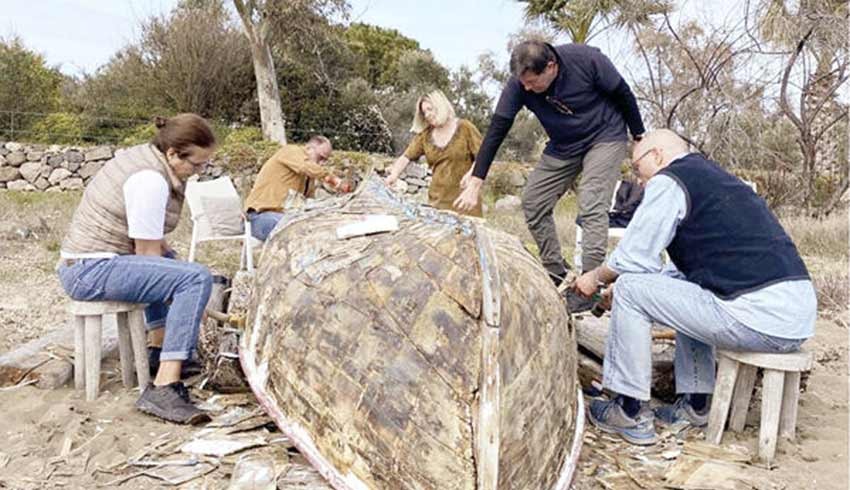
[782, 210, 849, 312]
[486, 192, 579, 260]
[2, 187, 845, 313]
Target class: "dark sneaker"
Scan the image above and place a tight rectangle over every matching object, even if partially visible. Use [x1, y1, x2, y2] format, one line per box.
[148, 347, 203, 379]
[135, 382, 210, 425]
[654, 396, 709, 428]
[565, 290, 594, 314]
[589, 397, 658, 445]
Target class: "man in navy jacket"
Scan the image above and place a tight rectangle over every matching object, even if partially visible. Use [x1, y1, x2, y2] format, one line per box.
[455, 40, 645, 312]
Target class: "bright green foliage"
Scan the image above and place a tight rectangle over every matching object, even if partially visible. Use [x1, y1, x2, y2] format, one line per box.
[223, 127, 265, 145]
[0, 37, 63, 113]
[118, 123, 158, 146]
[345, 23, 421, 89]
[28, 113, 84, 144]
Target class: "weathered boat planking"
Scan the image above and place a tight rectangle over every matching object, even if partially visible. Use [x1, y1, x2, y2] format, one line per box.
[239, 176, 584, 490]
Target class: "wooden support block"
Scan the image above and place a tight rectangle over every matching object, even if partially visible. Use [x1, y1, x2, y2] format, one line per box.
[32, 360, 74, 390]
[73, 314, 85, 390]
[84, 315, 103, 401]
[779, 371, 801, 441]
[728, 363, 758, 432]
[706, 355, 740, 445]
[759, 369, 785, 464]
[116, 312, 136, 388]
[128, 310, 151, 388]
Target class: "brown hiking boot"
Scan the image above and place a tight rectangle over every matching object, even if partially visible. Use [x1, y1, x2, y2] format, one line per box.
[135, 382, 210, 425]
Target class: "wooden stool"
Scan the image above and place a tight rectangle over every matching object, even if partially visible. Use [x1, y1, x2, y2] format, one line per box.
[706, 349, 812, 464]
[67, 301, 150, 401]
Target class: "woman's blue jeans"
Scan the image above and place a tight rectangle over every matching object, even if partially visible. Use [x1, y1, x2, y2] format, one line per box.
[58, 255, 212, 361]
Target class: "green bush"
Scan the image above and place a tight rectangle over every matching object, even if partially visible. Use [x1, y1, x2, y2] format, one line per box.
[119, 122, 157, 146]
[28, 112, 84, 144]
[223, 126, 264, 145]
[219, 128, 280, 172]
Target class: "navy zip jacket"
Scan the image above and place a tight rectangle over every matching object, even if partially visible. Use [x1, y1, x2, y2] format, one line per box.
[473, 43, 645, 179]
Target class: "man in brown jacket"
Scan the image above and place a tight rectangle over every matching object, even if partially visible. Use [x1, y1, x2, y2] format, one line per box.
[245, 135, 349, 240]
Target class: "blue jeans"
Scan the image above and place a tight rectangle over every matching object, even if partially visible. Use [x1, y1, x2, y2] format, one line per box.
[247, 210, 284, 241]
[58, 255, 212, 361]
[604, 273, 805, 401]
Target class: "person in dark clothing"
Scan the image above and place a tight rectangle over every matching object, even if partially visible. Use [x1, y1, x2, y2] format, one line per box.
[454, 40, 645, 312]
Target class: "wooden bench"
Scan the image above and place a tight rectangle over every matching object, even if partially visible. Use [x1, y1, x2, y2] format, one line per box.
[706, 349, 812, 465]
[67, 301, 150, 401]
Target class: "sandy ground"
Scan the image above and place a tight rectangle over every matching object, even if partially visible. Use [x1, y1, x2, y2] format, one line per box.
[0, 198, 847, 489]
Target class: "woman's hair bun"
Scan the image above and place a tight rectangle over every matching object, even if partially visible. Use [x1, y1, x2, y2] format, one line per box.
[153, 116, 168, 129]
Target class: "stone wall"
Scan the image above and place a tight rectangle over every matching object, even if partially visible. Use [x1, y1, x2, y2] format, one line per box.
[0, 141, 529, 202]
[0, 142, 115, 191]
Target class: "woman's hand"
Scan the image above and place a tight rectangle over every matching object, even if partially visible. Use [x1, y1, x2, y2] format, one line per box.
[384, 173, 399, 186]
[460, 167, 473, 189]
[454, 176, 483, 212]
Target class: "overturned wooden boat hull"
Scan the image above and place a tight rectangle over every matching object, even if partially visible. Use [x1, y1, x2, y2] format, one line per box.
[240, 177, 584, 490]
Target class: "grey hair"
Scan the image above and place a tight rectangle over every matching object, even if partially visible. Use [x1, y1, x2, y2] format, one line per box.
[510, 40, 556, 77]
[307, 135, 332, 149]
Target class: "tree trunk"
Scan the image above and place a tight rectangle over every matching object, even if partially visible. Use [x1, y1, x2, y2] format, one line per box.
[249, 39, 287, 144]
[233, 0, 287, 145]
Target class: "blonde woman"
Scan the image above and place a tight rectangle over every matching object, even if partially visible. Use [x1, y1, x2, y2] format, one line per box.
[385, 90, 483, 217]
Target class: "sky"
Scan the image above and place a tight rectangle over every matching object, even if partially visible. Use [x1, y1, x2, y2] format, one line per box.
[1, 0, 538, 77]
[2, 0, 789, 103]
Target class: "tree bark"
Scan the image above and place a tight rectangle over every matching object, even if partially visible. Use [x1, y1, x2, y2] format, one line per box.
[249, 39, 288, 144]
[234, 0, 287, 144]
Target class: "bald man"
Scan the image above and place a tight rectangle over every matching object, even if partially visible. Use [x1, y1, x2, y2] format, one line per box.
[573, 129, 816, 445]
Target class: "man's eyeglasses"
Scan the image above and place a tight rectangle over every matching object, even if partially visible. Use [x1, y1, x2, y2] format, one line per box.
[631, 148, 655, 170]
[545, 96, 574, 116]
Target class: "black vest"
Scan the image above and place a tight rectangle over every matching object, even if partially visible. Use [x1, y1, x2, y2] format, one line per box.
[659, 154, 809, 299]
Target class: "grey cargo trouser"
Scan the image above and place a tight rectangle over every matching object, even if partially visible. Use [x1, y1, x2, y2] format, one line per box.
[521, 141, 627, 281]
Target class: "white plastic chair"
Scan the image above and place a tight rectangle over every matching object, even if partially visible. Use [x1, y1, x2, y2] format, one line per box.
[574, 180, 627, 272]
[185, 176, 261, 272]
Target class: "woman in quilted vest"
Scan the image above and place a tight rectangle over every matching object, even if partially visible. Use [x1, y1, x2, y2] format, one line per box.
[58, 113, 216, 424]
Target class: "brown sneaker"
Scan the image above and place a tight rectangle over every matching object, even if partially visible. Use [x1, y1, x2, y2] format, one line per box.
[135, 382, 210, 425]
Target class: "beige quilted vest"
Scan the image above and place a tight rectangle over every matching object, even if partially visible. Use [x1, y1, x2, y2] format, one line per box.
[62, 144, 185, 255]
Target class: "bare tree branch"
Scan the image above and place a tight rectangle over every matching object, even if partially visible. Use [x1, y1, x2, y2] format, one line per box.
[779, 27, 813, 134]
[664, 12, 707, 85]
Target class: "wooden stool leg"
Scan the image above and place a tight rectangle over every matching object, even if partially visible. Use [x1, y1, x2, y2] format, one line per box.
[73, 314, 86, 390]
[84, 315, 103, 401]
[706, 355, 740, 444]
[759, 369, 785, 464]
[728, 363, 758, 432]
[128, 310, 151, 388]
[779, 371, 801, 441]
[115, 312, 136, 388]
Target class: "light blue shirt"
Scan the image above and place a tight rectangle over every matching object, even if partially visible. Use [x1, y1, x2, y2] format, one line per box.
[607, 166, 816, 340]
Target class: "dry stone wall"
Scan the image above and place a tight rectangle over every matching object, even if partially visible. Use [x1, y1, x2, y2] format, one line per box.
[0, 142, 113, 192]
[0, 142, 529, 204]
